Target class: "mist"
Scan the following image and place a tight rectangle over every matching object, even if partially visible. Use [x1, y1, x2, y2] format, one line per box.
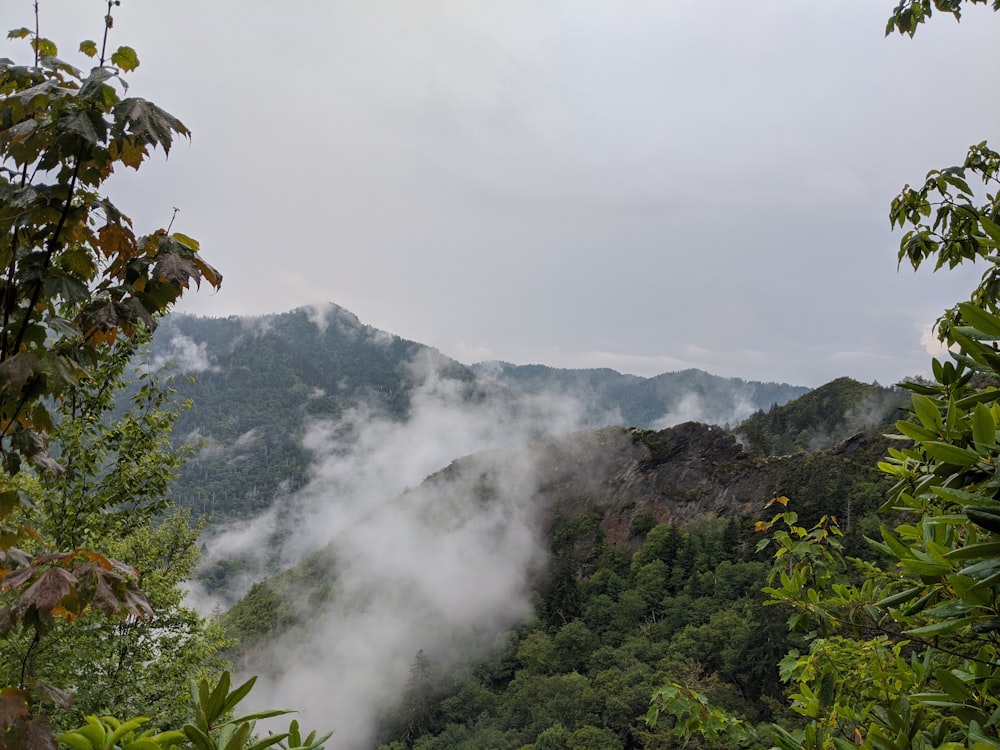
[188, 352, 594, 747]
[183, 325, 786, 747]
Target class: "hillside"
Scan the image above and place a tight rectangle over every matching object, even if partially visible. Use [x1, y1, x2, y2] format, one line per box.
[220, 421, 891, 749]
[147, 304, 810, 520]
[472, 362, 808, 428]
[734, 376, 908, 455]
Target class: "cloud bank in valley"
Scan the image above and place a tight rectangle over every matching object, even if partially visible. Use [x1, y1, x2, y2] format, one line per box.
[191, 354, 590, 747]
[185, 331, 809, 747]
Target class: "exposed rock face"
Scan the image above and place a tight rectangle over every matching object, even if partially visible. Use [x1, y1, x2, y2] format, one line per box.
[430, 420, 889, 549]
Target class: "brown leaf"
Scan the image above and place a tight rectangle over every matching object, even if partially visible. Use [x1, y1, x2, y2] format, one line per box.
[120, 587, 154, 620]
[0, 687, 29, 733]
[11, 567, 76, 619]
[29, 682, 72, 709]
[0, 547, 31, 568]
[97, 222, 137, 260]
[0, 354, 38, 395]
[5, 713, 56, 750]
[152, 251, 199, 289]
[2, 565, 37, 591]
[87, 568, 121, 616]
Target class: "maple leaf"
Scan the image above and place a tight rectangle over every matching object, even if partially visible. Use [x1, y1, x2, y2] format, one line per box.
[6, 713, 56, 750]
[10, 567, 76, 619]
[0, 687, 29, 733]
[152, 251, 199, 289]
[113, 97, 188, 155]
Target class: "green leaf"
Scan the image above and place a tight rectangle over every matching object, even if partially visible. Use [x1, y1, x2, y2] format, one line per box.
[972, 402, 997, 448]
[905, 617, 974, 636]
[219, 675, 256, 716]
[170, 232, 200, 252]
[912, 393, 943, 431]
[922, 441, 981, 466]
[895, 419, 939, 442]
[7, 28, 31, 39]
[965, 507, 1000, 534]
[980, 215, 1000, 248]
[182, 724, 213, 750]
[244, 734, 289, 750]
[224, 709, 294, 726]
[79, 40, 98, 58]
[874, 585, 923, 609]
[57, 732, 94, 750]
[880, 526, 915, 560]
[111, 45, 140, 72]
[958, 301, 1000, 338]
[934, 669, 972, 702]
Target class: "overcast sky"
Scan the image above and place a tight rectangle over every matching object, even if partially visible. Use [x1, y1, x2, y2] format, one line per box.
[6, 0, 1000, 386]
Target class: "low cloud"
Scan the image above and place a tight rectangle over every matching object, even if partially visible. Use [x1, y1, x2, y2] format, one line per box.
[190, 351, 788, 747]
[152, 333, 218, 374]
[189, 353, 591, 746]
[650, 391, 758, 430]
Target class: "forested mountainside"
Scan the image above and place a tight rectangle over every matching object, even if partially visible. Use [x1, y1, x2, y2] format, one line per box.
[470, 363, 809, 429]
[146, 304, 810, 520]
[734, 376, 908, 455]
[221, 420, 892, 749]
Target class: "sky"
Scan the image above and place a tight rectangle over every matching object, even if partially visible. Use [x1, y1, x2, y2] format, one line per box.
[5, 0, 1000, 387]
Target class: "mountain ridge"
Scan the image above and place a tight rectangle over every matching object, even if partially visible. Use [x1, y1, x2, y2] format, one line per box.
[150, 303, 812, 520]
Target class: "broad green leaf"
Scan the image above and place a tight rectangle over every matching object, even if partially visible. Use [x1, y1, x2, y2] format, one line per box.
[931, 485, 995, 506]
[244, 733, 290, 750]
[934, 669, 972, 702]
[880, 526, 915, 560]
[905, 616, 974, 636]
[874, 585, 923, 609]
[958, 557, 1000, 579]
[972, 402, 997, 447]
[111, 45, 139, 72]
[114, 97, 189, 154]
[171, 232, 200, 252]
[965, 507, 1000, 534]
[79, 40, 98, 57]
[945, 541, 1000, 562]
[224, 709, 294, 725]
[959, 300, 1000, 337]
[948, 574, 992, 606]
[912, 393, 943, 431]
[923, 441, 981, 466]
[895, 419, 939, 442]
[980, 215, 1000, 248]
[219, 675, 257, 716]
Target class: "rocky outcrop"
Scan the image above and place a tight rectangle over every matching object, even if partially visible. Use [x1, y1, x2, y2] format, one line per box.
[429, 420, 890, 549]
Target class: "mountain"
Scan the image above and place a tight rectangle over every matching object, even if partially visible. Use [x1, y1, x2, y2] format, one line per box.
[146, 304, 809, 521]
[167, 305, 907, 748]
[471, 362, 808, 428]
[219, 420, 892, 749]
[734, 376, 909, 455]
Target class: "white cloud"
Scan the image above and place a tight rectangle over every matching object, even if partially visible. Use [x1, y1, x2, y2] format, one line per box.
[921, 322, 951, 359]
[151, 333, 217, 375]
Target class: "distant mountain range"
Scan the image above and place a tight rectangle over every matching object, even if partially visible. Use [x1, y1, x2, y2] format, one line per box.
[147, 304, 816, 520]
[160, 304, 913, 749]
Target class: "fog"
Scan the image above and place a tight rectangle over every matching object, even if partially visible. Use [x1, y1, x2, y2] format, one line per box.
[183, 309, 803, 747]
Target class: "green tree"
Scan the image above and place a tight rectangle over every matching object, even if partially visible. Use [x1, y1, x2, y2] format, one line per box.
[0, 3, 224, 743]
[649, 3, 1000, 748]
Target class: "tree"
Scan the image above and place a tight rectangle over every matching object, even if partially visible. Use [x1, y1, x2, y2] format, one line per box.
[0, 2, 225, 743]
[649, 3, 1000, 748]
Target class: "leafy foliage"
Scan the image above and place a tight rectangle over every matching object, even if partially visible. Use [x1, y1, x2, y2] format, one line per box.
[648, 4, 1000, 749]
[57, 672, 329, 750]
[0, 5, 223, 747]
